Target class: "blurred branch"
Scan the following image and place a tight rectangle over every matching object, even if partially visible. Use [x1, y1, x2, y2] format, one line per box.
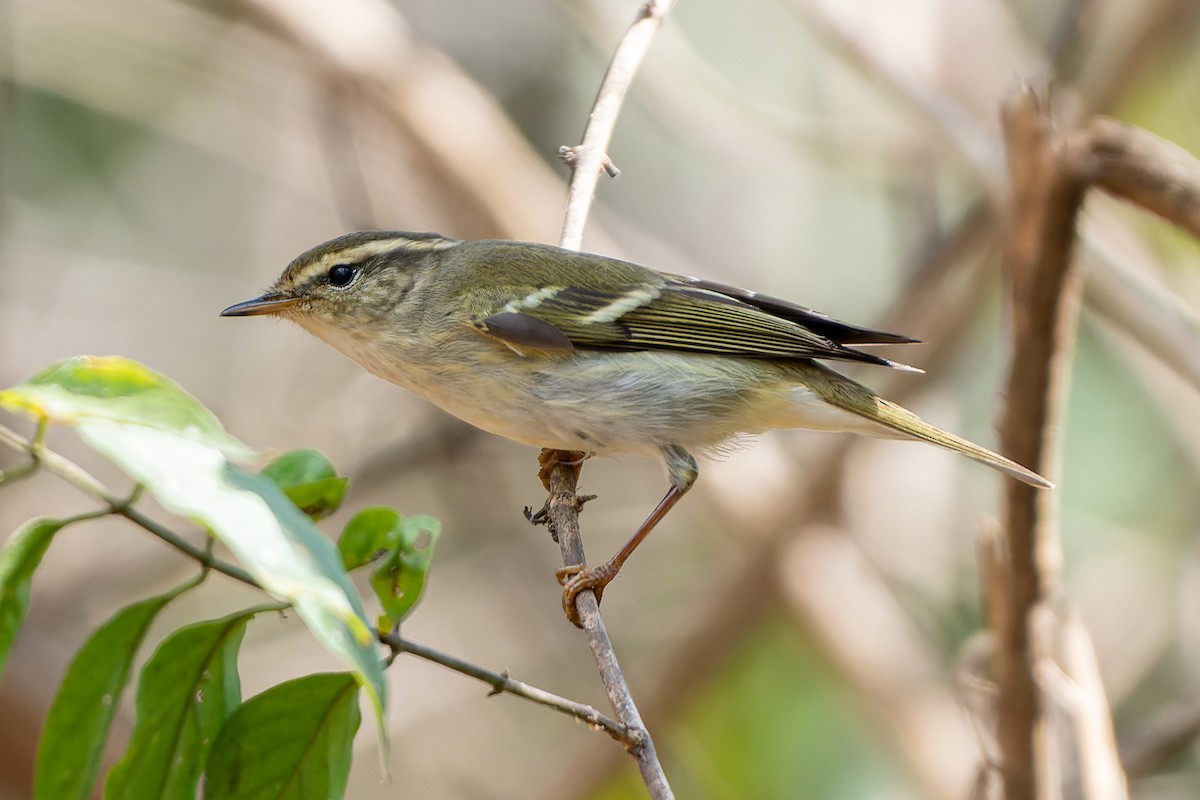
[1070, 118, 1200, 238]
[1032, 608, 1125, 800]
[994, 86, 1087, 800]
[1080, 211, 1200, 394]
[568, 0, 896, 166]
[785, 0, 1200, 405]
[1070, 0, 1200, 113]
[315, 78, 380, 231]
[229, 0, 572, 240]
[789, 0, 1005, 190]
[989, 89, 1200, 800]
[779, 526, 981, 799]
[1118, 697, 1200, 778]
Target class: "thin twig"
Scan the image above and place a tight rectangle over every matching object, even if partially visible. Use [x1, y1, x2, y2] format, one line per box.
[559, 0, 678, 250]
[547, 2, 679, 798]
[381, 632, 633, 745]
[539, 453, 665, 788]
[0, 421, 260, 588]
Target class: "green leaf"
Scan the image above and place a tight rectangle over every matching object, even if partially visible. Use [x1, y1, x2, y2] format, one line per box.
[34, 582, 195, 800]
[0, 518, 66, 678]
[205, 673, 361, 800]
[260, 449, 348, 521]
[220, 467, 386, 726]
[371, 514, 441, 629]
[0, 357, 387, 732]
[337, 507, 403, 571]
[0, 356, 250, 457]
[104, 608, 257, 800]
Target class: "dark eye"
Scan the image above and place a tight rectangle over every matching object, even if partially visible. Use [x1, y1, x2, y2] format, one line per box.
[327, 264, 357, 287]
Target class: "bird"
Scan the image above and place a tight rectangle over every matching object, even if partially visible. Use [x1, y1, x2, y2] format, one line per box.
[221, 230, 1050, 625]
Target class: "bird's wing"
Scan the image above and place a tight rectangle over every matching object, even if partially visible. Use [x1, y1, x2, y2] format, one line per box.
[463, 256, 916, 370]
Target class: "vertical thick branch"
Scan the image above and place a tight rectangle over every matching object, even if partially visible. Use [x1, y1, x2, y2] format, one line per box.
[994, 88, 1086, 800]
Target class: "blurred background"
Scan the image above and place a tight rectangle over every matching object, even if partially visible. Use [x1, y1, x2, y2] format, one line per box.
[3, 0, 1200, 797]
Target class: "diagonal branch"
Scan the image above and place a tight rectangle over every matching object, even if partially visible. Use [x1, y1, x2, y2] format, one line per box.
[1070, 117, 1200, 238]
[559, 0, 679, 250]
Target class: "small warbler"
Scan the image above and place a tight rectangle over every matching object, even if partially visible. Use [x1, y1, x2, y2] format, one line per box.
[222, 230, 1050, 623]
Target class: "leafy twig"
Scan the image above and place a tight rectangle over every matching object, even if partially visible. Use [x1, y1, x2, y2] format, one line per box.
[0, 420, 643, 750]
[0, 421, 259, 588]
[380, 632, 633, 744]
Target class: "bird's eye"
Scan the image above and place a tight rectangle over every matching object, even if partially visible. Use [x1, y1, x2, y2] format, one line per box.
[327, 264, 358, 288]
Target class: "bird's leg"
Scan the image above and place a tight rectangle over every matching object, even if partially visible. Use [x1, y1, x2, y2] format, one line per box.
[557, 445, 697, 627]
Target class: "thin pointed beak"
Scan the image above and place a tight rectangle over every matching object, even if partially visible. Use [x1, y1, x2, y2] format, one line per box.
[220, 293, 301, 317]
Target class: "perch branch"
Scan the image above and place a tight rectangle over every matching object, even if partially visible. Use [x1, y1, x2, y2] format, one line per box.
[559, 0, 678, 250]
[544, 2, 678, 798]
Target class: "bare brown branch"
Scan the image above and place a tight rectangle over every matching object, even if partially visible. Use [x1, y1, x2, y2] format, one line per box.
[543, 2, 680, 797]
[559, 0, 678, 250]
[990, 85, 1200, 800]
[994, 86, 1088, 800]
[1071, 118, 1200, 238]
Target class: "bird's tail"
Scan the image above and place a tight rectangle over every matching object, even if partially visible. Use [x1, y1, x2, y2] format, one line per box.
[868, 397, 1052, 488]
[808, 368, 1053, 489]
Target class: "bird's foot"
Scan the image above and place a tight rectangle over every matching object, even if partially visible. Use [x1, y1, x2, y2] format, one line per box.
[555, 562, 619, 628]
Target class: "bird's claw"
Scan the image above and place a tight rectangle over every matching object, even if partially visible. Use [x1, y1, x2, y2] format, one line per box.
[555, 563, 616, 628]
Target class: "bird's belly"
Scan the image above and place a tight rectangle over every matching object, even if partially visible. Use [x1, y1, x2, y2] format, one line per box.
[394, 350, 827, 457]
[427, 372, 711, 457]
[318, 326, 884, 456]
